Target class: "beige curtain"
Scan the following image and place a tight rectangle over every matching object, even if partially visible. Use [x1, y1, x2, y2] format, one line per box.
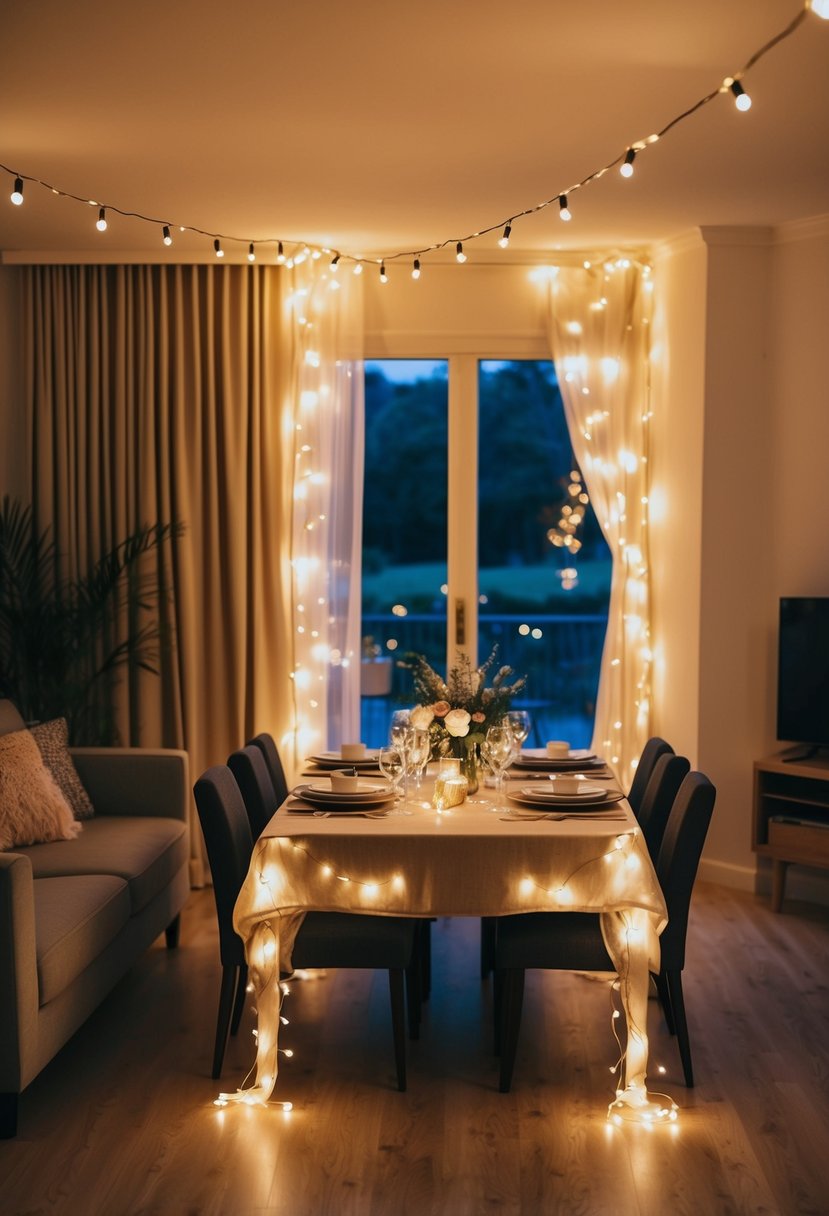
[23, 264, 294, 883]
[545, 259, 654, 787]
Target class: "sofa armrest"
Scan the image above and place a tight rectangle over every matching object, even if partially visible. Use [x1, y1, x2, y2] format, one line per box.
[69, 748, 189, 822]
[0, 855, 39, 1092]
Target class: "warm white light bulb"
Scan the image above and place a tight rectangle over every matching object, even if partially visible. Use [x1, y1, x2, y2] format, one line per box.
[810, 0, 829, 17]
[353, 262, 363, 275]
[730, 80, 752, 110]
[162, 225, 172, 246]
[412, 258, 421, 279]
[330, 254, 340, 272]
[214, 238, 224, 258]
[248, 243, 256, 262]
[559, 195, 572, 222]
[96, 207, 107, 232]
[379, 262, 388, 283]
[498, 222, 512, 248]
[276, 241, 286, 264]
[620, 149, 636, 178]
[456, 241, 467, 263]
[10, 177, 23, 205]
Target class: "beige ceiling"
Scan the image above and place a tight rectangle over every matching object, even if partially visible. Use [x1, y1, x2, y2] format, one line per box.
[2, 0, 828, 263]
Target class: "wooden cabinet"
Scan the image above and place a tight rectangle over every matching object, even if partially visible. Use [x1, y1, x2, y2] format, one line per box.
[752, 753, 829, 911]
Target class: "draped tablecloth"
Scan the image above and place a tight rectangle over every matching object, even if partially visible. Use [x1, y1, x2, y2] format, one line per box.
[229, 788, 671, 1121]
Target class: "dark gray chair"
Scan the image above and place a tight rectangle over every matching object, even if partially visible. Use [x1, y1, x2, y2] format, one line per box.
[494, 771, 716, 1092]
[247, 731, 289, 806]
[212, 755, 421, 1087]
[635, 751, 690, 861]
[627, 736, 675, 817]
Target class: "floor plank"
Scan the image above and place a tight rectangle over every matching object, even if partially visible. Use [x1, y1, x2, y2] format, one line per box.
[1, 882, 828, 1215]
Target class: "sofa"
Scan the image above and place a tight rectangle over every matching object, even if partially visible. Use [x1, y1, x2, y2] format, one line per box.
[0, 699, 190, 1138]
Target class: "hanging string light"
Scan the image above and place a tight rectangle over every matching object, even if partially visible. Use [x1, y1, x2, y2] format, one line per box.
[2, 3, 823, 269]
[95, 206, 107, 232]
[213, 238, 223, 257]
[162, 224, 172, 246]
[412, 257, 421, 279]
[248, 242, 256, 262]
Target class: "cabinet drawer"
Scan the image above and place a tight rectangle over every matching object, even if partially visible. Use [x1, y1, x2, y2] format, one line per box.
[767, 819, 829, 864]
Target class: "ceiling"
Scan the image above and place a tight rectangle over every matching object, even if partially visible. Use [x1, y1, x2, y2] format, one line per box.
[2, 0, 828, 264]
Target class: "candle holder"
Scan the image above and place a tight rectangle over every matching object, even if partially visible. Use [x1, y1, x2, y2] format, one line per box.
[432, 757, 468, 809]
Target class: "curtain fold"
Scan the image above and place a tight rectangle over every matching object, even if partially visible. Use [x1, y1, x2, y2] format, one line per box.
[545, 259, 654, 786]
[23, 264, 294, 883]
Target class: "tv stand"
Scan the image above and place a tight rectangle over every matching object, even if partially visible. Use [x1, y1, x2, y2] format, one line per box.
[753, 753, 829, 911]
[781, 744, 829, 763]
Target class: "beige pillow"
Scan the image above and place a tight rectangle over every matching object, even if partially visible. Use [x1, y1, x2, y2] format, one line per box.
[30, 718, 95, 819]
[0, 729, 82, 849]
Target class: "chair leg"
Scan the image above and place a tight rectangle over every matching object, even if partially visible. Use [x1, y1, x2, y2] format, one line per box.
[498, 968, 526, 1093]
[480, 916, 496, 978]
[493, 967, 503, 1055]
[654, 970, 676, 1035]
[212, 964, 239, 1079]
[389, 969, 407, 1092]
[230, 963, 248, 1035]
[0, 1092, 18, 1139]
[165, 914, 181, 949]
[665, 969, 694, 1087]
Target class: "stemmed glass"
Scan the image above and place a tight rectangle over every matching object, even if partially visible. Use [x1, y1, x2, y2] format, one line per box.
[378, 746, 405, 807]
[482, 724, 516, 809]
[390, 710, 413, 805]
[506, 710, 531, 753]
[407, 727, 431, 803]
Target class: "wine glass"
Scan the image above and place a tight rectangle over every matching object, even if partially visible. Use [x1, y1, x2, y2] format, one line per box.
[408, 727, 431, 801]
[482, 724, 515, 809]
[506, 710, 531, 752]
[390, 708, 411, 746]
[378, 746, 404, 803]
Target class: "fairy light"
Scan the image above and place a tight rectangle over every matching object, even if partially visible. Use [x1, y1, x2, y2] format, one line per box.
[276, 241, 286, 264]
[330, 253, 340, 271]
[2, 6, 820, 268]
[248, 242, 256, 262]
[412, 257, 421, 279]
[95, 206, 107, 231]
[379, 261, 388, 283]
[498, 222, 512, 248]
[620, 148, 636, 177]
[214, 238, 223, 258]
[162, 224, 172, 246]
[10, 176, 23, 205]
[456, 241, 467, 263]
[558, 195, 571, 222]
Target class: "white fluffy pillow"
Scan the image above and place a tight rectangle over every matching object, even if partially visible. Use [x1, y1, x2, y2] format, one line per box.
[0, 729, 82, 849]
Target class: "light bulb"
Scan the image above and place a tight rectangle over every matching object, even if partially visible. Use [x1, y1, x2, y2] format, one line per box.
[248, 243, 256, 262]
[379, 261, 388, 283]
[730, 80, 752, 111]
[353, 262, 363, 275]
[498, 222, 512, 248]
[330, 254, 340, 271]
[456, 241, 467, 263]
[276, 241, 286, 264]
[620, 149, 636, 178]
[412, 258, 421, 279]
[559, 195, 572, 222]
[96, 206, 107, 232]
[162, 225, 172, 246]
[10, 176, 23, 206]
[810, 0, 829, 17]
[214, 238, 224, 258]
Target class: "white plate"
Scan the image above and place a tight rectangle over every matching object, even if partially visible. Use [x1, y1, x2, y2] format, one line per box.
[508, 787, 624, 811]
[519, 783, 607, 803]
[308, 752, 381, 770]
[306, 780, 390, 798]
[292, 782, 394, 809]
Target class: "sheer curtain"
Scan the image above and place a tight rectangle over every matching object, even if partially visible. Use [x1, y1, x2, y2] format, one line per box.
[545, 259, 654, 786]
[23, 264, 293, 882]
[283, 260, 364, 768]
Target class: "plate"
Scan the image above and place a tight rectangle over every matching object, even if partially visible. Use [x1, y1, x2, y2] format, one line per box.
[521, 782, 608, 802]
[308, 751, 381, 770]
[291, 782, 394, 809]
[507, 787, 625, 811]
[512, 749, 603, 772]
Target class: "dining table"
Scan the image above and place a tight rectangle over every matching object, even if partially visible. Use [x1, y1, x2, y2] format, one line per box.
[225, 762, 675, 1125]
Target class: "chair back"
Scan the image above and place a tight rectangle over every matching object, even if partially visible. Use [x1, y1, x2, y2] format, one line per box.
[627, 736, 674, 816]
[228, 744, 280, 838]
[655, 771, 716, 970]
[193, 765, 254, 966]
[247, 732, 289, 805]
[636, 752, 691, 861]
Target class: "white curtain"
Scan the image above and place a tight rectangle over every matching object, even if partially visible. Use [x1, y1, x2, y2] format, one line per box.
[284, 259, 364, 770]
[545, 259, 654, 787]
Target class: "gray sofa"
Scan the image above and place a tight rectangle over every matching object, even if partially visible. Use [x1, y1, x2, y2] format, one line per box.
[0, 700, 190, 1138]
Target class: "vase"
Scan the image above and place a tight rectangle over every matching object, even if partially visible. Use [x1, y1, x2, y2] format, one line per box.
[458, 742, 479, 795]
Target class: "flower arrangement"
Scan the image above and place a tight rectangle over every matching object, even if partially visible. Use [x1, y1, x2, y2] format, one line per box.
[402, 647, 527, 768]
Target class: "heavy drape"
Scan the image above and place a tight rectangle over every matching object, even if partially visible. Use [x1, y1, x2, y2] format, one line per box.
[545, 259, 654, 787]
[23, 264, 293, 882]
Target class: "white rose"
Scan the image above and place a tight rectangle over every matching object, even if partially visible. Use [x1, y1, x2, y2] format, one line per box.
[444, 708, 471, 738]
[410, 705, 434, 730]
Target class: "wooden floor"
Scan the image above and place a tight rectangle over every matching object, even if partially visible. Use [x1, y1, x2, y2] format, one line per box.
[2, 882, 829, 1216]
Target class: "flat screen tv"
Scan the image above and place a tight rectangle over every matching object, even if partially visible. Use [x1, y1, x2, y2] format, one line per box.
[777, 597, 829, 752]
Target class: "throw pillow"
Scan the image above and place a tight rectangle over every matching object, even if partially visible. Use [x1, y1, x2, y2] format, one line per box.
[30, 718, 95, 819]
[0, 729, 82, 849]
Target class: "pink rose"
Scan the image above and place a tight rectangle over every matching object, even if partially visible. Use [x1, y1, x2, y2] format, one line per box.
[471, 711, 486, 723]
[432, 700, 450, 718]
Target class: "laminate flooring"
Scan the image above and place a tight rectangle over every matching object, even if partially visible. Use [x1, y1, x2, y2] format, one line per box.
[2, 882, 828, 1215]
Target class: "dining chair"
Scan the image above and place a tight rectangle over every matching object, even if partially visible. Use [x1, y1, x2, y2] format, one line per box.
[216, 754, 421, 1087]
[493, 771, 716, 1092]
[635, 751, 690, 861]
[627, 736, 675, 817]
[247, 731, 289, 806]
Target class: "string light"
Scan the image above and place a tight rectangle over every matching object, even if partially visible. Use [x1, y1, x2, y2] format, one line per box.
[558, 194, 572, 222]
[456, 241, 467, 263]
[330, 253, 340, 271]
[248, 242, 256, 262]
[213, 238, 223, 258]
[162, 224, 172, 246]
[353, 262, 363, 275]
[498, 222, 512, 248]
[620, 149, 636, 178]
[95, 206, 107, 232]
[2, 4, 819, 267]
[412, 257, 421, 279]
[379, 261, 388, 283]
[10, 176, 23, 205]
[729, 79, 752, 110]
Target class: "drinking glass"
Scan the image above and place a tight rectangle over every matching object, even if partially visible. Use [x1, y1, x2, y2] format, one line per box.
[482, 724, 515, 809]
[408, 727, 431, 800]
[378, 746, 404, 803]
[506, 710, 531, 751]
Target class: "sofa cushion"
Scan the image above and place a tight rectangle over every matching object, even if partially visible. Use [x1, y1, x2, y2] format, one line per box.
[33, 874, 131, 1005]
[0, 729, 82, 849]
[0, 699, 26, 736]
[31, 718, 95, 819]
[18, 816, 188, 915]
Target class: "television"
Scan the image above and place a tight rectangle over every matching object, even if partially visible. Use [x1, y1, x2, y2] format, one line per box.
[776, 597, 829, 753]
